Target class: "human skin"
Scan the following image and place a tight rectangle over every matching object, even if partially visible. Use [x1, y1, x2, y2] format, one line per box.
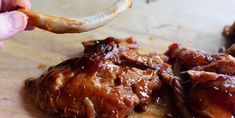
[0, 0, 31, 47]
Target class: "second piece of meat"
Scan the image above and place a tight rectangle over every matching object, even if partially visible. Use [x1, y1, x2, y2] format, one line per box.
[166, 43, 235, 118]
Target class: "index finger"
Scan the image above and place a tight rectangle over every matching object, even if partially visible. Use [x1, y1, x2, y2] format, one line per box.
[1, 0, 31, 11]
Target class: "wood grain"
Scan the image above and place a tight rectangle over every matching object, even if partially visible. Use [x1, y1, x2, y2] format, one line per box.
[1, 0, 235, 117]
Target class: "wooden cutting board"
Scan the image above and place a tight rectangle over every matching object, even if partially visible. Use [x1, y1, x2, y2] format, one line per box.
[1, 0, 235, 117]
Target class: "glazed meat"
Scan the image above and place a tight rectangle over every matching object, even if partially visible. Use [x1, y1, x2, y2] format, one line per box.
[223, 22, 235, 56]
[165, 43, 228, 70]
[223, 22, 235, 41]
[166, 44, 235, 118]
[226, 44, 235, 56]
[25, 37, 175, 118]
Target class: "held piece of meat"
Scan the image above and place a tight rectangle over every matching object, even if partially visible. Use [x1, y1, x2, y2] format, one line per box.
[166, 44, 235, 118]
[25, 37, 175, 118]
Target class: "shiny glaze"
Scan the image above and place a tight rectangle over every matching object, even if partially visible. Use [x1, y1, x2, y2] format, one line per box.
[187, 71, 235, 117]
[193, 59, 235, 75]
[25, 37, 174, 118]
[223, 22, 235, 56]
[166, 44, 235, 118]
[166, 43, 228, 70]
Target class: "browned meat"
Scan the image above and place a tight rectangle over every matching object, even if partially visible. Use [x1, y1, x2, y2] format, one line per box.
[185, 71, 235, 117]
[166, 44, 235, 118]
[223, 22, 235, 41]
[165, 43, 228, 70]
[226, 44, 235, 56]
[25, 37, 175, 118]
[223, 22, 235, 56]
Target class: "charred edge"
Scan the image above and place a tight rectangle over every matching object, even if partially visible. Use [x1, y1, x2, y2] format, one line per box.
[172, 78, 193, 118]
[114, 61, 154, 70]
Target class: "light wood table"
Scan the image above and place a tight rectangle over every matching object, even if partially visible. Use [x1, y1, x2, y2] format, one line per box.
[0, 0, 235, 117]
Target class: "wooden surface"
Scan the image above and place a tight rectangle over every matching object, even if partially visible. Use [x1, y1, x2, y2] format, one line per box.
[1, 0, 235, 117]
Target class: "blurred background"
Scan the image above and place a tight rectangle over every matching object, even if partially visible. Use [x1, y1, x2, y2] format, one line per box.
[6, 0, 235, 58]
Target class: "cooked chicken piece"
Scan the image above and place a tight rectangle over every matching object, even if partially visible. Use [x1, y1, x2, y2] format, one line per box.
[223, 22, 235, 41]
[166, 44, 235, 118]
[165, 43, 229, 70]
[223, 22, 235, 56]
[184, 70, 235, 118]
[25, 37, 175, 118]
[193, 58, 235, 75]
[226, 44, 235, 56]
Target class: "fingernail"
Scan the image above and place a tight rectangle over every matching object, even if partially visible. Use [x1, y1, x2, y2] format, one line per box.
[0, 11, 27, 40]
[9, 12, 27, 29]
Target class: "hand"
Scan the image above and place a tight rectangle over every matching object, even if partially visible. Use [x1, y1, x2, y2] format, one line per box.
[0, 0, 31, 46]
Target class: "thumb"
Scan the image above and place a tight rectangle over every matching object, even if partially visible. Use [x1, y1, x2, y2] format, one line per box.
[0, 11, 28, 41]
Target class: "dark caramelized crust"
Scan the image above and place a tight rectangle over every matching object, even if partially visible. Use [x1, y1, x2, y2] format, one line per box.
[223, 22, 235, 56]
[186, 71, 235, 118]
[166, 44, 235, 118]
[165, 43, 227, 70]
[25, 37, 174, 118]
[223, 22, 235, 41]
[226, 44, 235, 56]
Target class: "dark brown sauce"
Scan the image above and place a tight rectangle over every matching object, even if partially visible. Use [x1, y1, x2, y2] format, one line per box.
[25, 37, 176, 118]
[152, 86, 181, 118]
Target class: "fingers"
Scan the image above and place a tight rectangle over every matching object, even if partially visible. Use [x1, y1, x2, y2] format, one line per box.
[0, 11, 28, 40]
[0, 0, 31, 43]
[1, 0, 31, 11]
